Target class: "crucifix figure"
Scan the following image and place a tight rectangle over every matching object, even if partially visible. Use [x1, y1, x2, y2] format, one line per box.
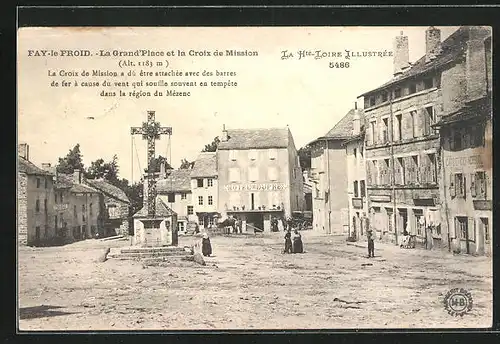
[131, 111, 172, 217]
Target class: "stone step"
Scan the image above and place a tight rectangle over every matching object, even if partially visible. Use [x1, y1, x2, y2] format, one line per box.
[110, 254, 192, 261]
[120, 247, 187, 254]
[109, 251, 191, 259]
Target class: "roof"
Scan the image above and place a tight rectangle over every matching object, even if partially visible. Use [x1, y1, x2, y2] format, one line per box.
[217, 128, 290, 150]
[18, 157, 53, 176]
[133, 198, 177, 218]
[190, 152, 217, 178]
[433, 98, 491, 127]
[359, 26, 491, 98]
[85, 179, 130, 204]
[70, 183, 99, 194]
[156, 169, 192, 193]
[54, 173, 98, 193]
[309, 109, 365, 145]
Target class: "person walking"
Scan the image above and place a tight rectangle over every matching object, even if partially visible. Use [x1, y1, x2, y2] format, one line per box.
[292, 229, 303, 253]
[283, 229, 292, 254]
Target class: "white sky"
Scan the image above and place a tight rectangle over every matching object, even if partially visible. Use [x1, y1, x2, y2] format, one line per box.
[18, 26, 459, 182]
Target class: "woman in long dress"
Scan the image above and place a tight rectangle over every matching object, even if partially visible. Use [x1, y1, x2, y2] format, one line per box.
[292, 229, 303, 253]
[283, 229, 292, 254]
[202, 232, 212, 257]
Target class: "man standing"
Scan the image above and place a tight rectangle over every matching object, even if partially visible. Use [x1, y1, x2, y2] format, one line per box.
[367, 228, 375, 258]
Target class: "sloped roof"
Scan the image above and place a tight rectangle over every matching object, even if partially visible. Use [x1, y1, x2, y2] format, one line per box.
[70, 183, 99, 194]
[156, 169, 192, 193]
[54, 173, 99, 194]
[85, 179, 130, 204]
[133, 198, 176, 218]
[217, 128, 290, 150]
[309, 109, 365, 145]
[18, 157, 53, 176]
[191, 152, 217, 178]
[359, 26, 491, 98]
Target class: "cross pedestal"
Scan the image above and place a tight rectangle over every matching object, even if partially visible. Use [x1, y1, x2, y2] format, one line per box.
[134, 214, 178, 247]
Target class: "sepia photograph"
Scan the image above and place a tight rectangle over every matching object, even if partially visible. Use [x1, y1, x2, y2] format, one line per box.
[17, 23, 492, 331]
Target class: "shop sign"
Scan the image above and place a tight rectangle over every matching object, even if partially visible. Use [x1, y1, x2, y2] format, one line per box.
[224, 183, 287, 192]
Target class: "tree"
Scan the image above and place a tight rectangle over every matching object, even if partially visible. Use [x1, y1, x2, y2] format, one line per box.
[57, 144, 85, 173]
[180, 158, 194, 169]
[144, 155, 173, 173]
[85, 155, 120, 184]
[202, 136, 220, 152]
[298, 145, 312, 170]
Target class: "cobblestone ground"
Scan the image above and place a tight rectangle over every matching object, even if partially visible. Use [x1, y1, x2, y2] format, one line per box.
[18, 231, 492, 330]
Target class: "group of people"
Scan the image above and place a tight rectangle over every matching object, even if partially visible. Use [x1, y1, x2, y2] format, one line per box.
[283, 228, 303, 254]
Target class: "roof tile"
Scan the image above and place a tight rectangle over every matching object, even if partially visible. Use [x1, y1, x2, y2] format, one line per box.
[217, 128, 290, 150]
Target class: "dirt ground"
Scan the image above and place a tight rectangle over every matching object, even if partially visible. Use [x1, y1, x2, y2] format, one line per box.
[18, 231, 492, 331]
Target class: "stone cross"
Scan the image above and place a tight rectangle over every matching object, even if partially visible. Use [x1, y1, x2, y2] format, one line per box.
[131, 111, 172, 217]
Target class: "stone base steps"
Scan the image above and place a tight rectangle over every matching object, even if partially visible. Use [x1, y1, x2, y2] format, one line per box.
[108, 246, 193, 261]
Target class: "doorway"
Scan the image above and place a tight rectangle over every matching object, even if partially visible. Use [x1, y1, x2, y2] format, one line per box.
[247, 213, 264, 231]
[35, 226, 41, 242]
[398, 208, 408, 235]
[456, 216, 470, 254]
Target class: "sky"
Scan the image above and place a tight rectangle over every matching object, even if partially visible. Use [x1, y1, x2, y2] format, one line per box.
[18, 26, 459, 183]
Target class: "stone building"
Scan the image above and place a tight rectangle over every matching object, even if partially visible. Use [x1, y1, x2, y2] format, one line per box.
[432, 26, 492, 255]
[52, 169, 101, 241]
[302, 170, 313, 212]
[155, 169, 194, 232]
[342, 106, 368, 241]
[190, 152, 219, 229]
[17, 143, 56, 246]
[84, 178, 130, 237]
[358, 27, 446, 246]
[308, 109, 354, 235]
[217, 126, 304, 232]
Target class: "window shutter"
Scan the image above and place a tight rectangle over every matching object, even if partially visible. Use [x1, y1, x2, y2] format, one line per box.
[468, 217, 475, 241]
[366, 163, 372, 185]
[485, 173, 491, 199]
[449, 173, 456, 197]
[470, 173, 476, 197]
[463, 175, 467, 199]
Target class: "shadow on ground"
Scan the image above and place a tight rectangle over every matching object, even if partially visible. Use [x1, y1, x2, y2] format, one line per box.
[19, 305, 76, 320]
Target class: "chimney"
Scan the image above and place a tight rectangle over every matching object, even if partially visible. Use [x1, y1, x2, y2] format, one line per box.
[393, 31, 409, 77]
[41, 163, 56, 175]
[73, 169, 82, 184]
[352, 102, 361, 136]
[425, 26, 441, 63]
[221, 124, 229, 142]
[466, 26, 489, 102]
[18, 143, 29, 160]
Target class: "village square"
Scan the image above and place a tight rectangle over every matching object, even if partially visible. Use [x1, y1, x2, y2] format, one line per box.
[18, 26, 492, 330]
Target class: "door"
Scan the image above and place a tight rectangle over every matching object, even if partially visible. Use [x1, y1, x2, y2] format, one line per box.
[456, 217, 470, 254]
[35, 226, 41, 241]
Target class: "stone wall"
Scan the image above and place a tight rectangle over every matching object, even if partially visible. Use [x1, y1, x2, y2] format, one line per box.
[18, 173, 28, 245]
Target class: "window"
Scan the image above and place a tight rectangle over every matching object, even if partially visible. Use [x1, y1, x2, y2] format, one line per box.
[197, 178, 204, 187]
[248, 167, 259, 182]
[428, 153, 437, 183]
[372, 160, 379, 185]
[386, 208, 394, 233]
[409, 84, 417, 94]
[229, 168, 240, 182]
[35, 199, 40, 212]
[382, 92, 388, 102]
[423, 77, 433, 89]
[384, 159, 391, 185]
[382, 118, 389, 143]
[44, 199, 48, 213]
[455, 217, 471, 241]
[198, 196, 204, 205]
[229, 150, 237, 161]
[481, 218, 489, 242]
[187, 206, 194, 215]
[199, 217, 204, 227]
[60, 193, 63, 203]
[423, 106, 434, 136]
[394, 88, 402, 99]
[453, 173, 465, 198]
[89, 203, 93, 216]
[370, 120, 377, 145]
[249, 150, 257, 161]
[209, 217, 215, 226]
[269, 149, 278, 160]
[360, 180, 366, 197]
[472, 171, 487, 199]
[396, 157, 405, 185]
[55, 215, 58, 230]
[45, 178, 48, 189]
[451, 128, 463, 150]
[181, 193, 187, 200]
[369, 96, 375, 107]
[207, 178, 213, 187]
[410, 110, 417, 138]
[168, 193, 175, 203]
[268, 166, 278, 181]
[353, 148, 357, 158]
[406, 156, 419, 184]
[395, 114, 403, 141]
[353, 180, 359, 197]
[178, 222, 185, 231]
[54, 193, 58, 204]
[74, 205, 77, 218]
[208, 196, 213, 205]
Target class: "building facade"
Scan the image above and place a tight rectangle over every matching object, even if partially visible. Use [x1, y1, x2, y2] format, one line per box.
[359, 27, 446, 246]
[53, 170, 101, 241]
[217, 126, 304, 232]
[309, 109, 353, 235]
[18, 144, 56, 246]
[433, 27, 492, 255]
[190, 152, 219, 229]
[156, 169, 194, 232]
[85, 178, 130, 237]
[343, 108, 368, 241]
